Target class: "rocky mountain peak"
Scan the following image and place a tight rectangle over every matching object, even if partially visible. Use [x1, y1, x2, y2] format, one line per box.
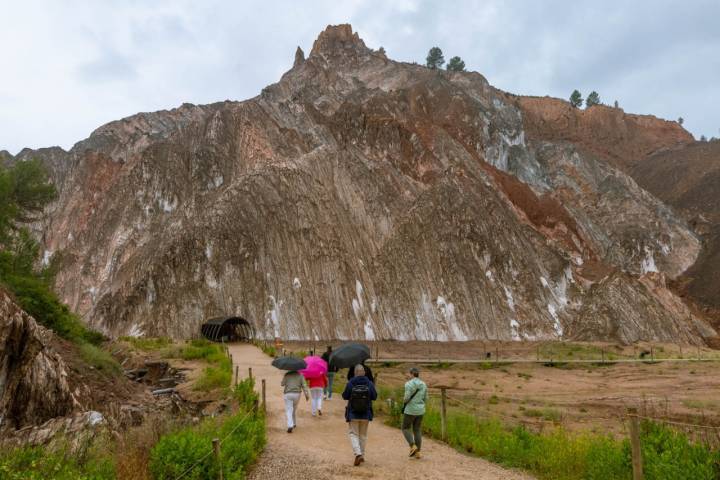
[293, 46, 305, 67]
[309, 24, 369, 59]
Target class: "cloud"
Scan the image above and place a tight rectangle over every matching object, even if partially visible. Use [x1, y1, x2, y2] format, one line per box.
[0, 0, 718, 153]
[77, 48, 138, 83]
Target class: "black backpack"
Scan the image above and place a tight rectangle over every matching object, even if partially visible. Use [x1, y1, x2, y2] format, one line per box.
[349, 383, 370, 414]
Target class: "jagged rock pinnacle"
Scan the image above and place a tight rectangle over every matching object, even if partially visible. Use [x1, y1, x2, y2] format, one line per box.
[293, 46, 305, 67]
[309, 24, 369, 58]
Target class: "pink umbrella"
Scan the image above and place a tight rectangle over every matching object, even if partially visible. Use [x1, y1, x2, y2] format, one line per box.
[300, 355, 328, 379]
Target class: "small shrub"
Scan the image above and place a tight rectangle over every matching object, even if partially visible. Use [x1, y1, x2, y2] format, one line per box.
[488, 395, 500, 405]
[150, 379, 265, 480]
[79, 343, 120, 375]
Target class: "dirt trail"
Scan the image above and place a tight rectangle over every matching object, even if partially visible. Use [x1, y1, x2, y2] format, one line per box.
[230, 344, 532, 480]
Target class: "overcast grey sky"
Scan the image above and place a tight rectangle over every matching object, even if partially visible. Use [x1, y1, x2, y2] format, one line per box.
[1, 0, 718, 154]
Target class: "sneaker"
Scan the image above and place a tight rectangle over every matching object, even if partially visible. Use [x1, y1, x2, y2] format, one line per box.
[318, 410, 322, 416]
[287, 427, 293, 433]
[409, 444, 419, 457]
[354, 455, 363, 466]
[415, 451, 422, 459]
[360, 456, 365, 464]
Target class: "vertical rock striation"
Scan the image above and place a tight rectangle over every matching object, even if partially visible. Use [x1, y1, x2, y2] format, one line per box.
[11, 24, 715, 344]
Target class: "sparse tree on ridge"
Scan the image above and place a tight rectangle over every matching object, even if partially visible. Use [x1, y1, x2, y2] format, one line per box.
[700, 135, 707, 142]
[678, 117, 684, 125]
[570, 90, 583, 108]
[426, 47, 445, 69]
[446, 56, 466, 72]
[614, 100, 619, 108]
[586, 91, 601, 108]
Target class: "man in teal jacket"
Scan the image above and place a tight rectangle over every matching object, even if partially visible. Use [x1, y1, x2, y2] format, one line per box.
[402, 366, 428, 458]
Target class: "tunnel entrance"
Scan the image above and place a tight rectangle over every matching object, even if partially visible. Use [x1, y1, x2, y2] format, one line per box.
[200, 316, 255, 342]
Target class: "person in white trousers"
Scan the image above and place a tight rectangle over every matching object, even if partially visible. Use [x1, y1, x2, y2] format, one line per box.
[281, 370, 309, 433]
[308, 373, 328, 416]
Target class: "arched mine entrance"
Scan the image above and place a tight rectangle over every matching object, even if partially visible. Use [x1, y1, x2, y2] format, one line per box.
[200, 316, 255, 343]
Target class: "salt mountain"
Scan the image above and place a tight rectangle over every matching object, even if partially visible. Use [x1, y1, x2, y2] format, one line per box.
[9, 25, 717, 345]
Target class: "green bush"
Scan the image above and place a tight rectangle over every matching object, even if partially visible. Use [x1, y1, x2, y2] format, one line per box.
[0, 443, 114, 480]
[194, 365, 232, 392]
[150, 379, 265, 480]
[1, 270, 104, 345]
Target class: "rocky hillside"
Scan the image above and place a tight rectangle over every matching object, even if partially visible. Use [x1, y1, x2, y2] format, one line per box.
[10, 25, 716, 344]
[0, 289, 78, 429]
[631, 141, 720, 324]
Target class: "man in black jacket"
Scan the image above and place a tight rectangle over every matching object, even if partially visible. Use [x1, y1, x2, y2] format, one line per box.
[321, 346, 339, 399]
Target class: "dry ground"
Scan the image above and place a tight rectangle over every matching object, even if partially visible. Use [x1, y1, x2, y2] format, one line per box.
[280, 340, 720, 436]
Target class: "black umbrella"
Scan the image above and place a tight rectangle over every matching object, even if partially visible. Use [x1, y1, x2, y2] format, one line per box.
[271, 356, 307, 371]
[329, 343, 371, 369]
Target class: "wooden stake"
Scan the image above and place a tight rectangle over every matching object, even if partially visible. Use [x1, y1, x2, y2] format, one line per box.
[440, 388, 448, 441]
[261, 379, 266, 414]
[628, 408, 643, 480]
[212, 438, 223, 480]
[248, 367, 253, 380]
[234, 366, 239, 387]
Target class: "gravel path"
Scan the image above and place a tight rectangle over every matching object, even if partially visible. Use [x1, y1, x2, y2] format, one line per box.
[232, 344, 533, 480]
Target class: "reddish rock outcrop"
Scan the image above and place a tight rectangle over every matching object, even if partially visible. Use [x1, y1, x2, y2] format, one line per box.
[515, 96, 694, 171]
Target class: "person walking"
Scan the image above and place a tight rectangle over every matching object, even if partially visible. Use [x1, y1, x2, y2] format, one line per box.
[321, 346, 338, 400]
[308, 373, 327, 416]
[402, 366, 428, 459]
[346, 360, 374, 384]
[342, 364, 377, 466]
[281, 369, 309, 433]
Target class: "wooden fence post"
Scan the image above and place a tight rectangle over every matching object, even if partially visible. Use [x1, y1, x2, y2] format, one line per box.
[495, 344, 499, 363]
[601, 349, 605, 363]
[440, 388, 448, 441]
[261, 379, 266, 414]
[212, 438, 223, 480]
[628, 408, 643, 480]
[248, 367, 253, 380]
[234, 366, 239, 387]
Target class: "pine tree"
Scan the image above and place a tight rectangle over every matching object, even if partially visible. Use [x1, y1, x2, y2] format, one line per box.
[586, 91, 601, 107]
[426, 47, 445, 69]
[446, 56, 466, 72]
[569, 90, 583, 108]
[614, 100, 619, 108]
[678, 117, 684, 125]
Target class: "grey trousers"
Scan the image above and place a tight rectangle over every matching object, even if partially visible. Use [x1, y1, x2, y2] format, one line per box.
[402, 414, 423, 449]
[348, 419, 369, 456]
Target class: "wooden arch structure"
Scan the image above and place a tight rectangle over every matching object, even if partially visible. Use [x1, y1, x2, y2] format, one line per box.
[200, 316, 255, 343]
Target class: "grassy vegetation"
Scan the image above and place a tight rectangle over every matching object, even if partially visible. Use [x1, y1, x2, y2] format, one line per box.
[79, 343, 122, 375]
[0, 441, 115, 480]
[253, 340, 277, 358]
[381, 389, 720, 480]
[0, 379, 265, 479]
[162, 339, 233, 392]
[149, 379, 265, 479]
[120, 336, 173, 352]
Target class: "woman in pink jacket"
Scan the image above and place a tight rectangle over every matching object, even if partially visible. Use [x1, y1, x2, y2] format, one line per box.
[307, 374, 328, 416]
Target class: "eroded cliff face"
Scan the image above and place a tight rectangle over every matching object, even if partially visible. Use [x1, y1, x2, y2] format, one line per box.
[14, 24, 715, 344]
[0, 290, 78, 429]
